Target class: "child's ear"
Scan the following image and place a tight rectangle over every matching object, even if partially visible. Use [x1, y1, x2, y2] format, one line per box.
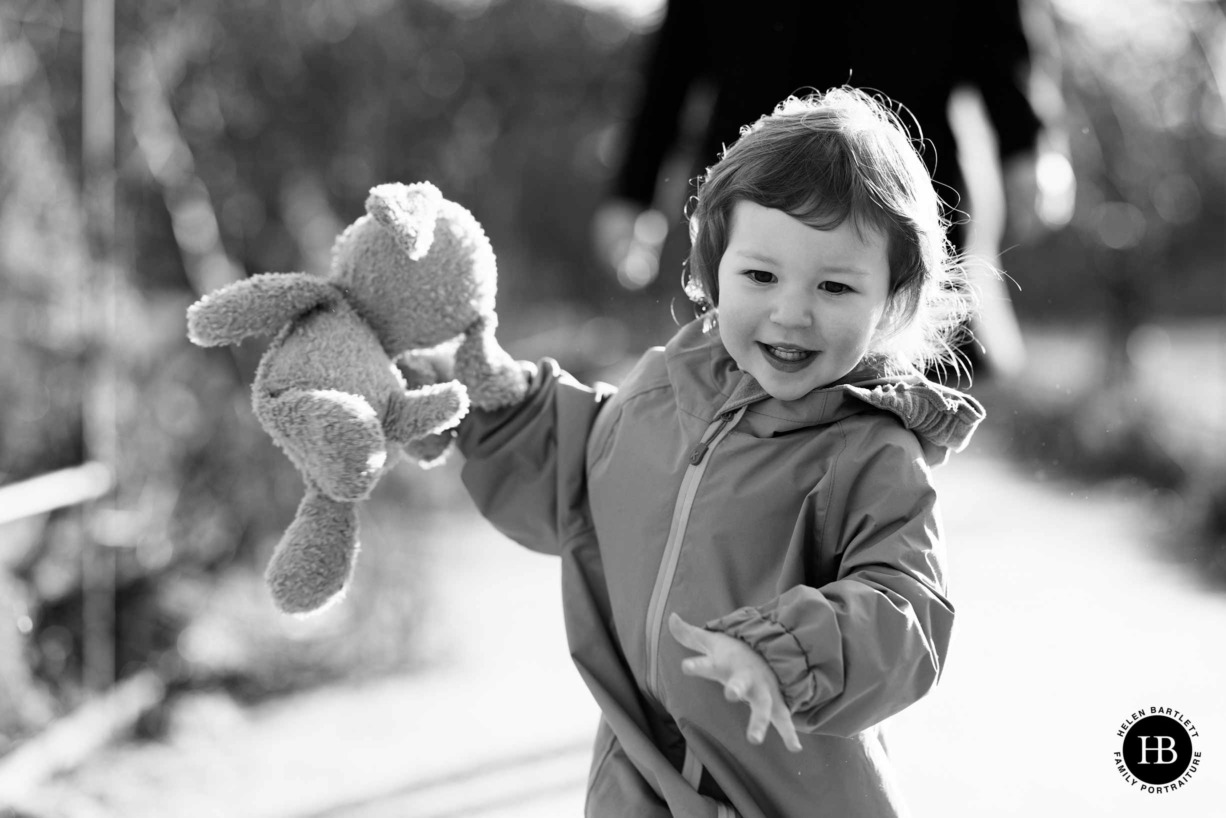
[879, 280, 919, 336]
[867, 293, 909, 359]
[875, 300, 903, 339]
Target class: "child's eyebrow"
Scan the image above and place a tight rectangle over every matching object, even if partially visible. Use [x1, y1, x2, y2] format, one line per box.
[732, 249, 872, 276]
[817, 265, 872, 276]
[731, 250, 781, 267]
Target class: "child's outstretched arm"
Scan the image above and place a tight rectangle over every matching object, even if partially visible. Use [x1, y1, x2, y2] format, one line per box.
[700, 426, 956, 740]
[458, 358, 615, 556]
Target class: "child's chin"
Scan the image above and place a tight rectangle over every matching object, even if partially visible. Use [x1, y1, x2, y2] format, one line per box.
[759, 378, 818, 402]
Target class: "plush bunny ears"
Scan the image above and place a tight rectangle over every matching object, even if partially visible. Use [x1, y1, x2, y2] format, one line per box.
[365, 181, 443, 261]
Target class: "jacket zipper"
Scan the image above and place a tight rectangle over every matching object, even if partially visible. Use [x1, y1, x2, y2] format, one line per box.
[644, 406, 746, 702]
[688, 412, 732, 465]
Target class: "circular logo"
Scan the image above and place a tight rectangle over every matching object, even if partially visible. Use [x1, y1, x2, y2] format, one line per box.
[1123, 716, 1192, 784]
[1114, 707, 1202, 793]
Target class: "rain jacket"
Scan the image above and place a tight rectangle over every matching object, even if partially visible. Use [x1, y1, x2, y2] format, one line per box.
[458, 317, 985, 817]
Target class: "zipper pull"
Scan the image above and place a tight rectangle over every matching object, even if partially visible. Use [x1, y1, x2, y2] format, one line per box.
[689, 413, 732, 466]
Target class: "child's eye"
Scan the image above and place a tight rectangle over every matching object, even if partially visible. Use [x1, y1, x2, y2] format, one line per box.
[819, 281, 854, 295]
[745, 270, 776, 284]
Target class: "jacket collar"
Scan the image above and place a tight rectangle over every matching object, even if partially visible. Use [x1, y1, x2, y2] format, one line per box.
[664, 317, 985, 459]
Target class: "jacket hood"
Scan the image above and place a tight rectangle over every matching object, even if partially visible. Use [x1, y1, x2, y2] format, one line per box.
[664, 318, 985, 463]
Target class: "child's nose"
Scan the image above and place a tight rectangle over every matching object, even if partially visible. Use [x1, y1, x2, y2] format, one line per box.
[769, 294, 814, 328]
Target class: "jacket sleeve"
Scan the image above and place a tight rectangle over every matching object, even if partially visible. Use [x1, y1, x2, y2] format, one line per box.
[457, 358, 615, 557]
[705, 428, 954, 738]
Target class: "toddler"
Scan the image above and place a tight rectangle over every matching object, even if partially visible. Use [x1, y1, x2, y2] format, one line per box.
[455, 87, 983, 817]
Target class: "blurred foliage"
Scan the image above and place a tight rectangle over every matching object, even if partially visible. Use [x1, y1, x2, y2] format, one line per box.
[991, 387, 1187, 490]
[986, 0, 1226, 589]
[983, 374, 1226, 589]
[0, 0, 653, 746]
[0, 0, 1223, 750]
[1010, 0, 1226, 323]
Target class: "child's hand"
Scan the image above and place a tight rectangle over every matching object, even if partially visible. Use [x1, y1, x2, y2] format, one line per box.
[668, 613, 802, 753]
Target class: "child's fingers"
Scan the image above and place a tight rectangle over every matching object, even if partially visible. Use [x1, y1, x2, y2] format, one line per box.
[743, 682, 773, 745]
[724, 674, 757, 707]
[668, 612, 712, 653]
[771, 697, 803, 753]
[680, 656, 717, 678]
[668, 616, 799, 751]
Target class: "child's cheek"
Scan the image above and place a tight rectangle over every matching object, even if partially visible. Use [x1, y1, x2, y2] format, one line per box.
[713, 311, 743, 365]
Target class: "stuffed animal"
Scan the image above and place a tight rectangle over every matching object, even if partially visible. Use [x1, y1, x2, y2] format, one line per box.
[187, 182, 527, 614]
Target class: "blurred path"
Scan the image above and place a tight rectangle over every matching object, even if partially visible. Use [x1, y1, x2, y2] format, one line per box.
[890, 438, 1226, 816]
[18, 435, 1226, 817]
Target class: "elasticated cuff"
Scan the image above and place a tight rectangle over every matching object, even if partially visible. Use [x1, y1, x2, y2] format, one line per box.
[706, 607, 826, 713]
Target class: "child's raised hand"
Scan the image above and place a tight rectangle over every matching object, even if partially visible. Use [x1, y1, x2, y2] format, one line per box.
[668, 613, 802, 753]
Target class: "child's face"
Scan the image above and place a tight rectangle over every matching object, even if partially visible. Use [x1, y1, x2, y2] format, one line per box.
[716, 201, 891, 401]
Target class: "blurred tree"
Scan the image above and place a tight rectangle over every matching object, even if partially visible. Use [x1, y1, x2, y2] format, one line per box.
[1010, 0, 1226, 327]
[0, 9, 93, 742]
[1, 0, 653, 743]
[981, 0, 1225, 578]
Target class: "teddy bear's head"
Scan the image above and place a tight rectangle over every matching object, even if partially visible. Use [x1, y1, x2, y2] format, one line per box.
[328, 182, 497, 356]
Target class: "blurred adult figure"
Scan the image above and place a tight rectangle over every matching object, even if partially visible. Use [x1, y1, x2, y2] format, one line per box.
[593, 0, 1075, 380]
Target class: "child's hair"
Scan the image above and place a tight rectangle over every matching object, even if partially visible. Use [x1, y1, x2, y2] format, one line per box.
[684, 86, 973, 376]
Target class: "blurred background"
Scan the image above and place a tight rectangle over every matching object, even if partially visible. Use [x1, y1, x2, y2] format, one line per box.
[0, 0, 1223, 815]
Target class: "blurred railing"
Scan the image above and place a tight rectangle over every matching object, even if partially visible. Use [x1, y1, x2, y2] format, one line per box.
[0, 463, 164, 808]
[0, 463, 113, 526]
[0, 463, 119, 694]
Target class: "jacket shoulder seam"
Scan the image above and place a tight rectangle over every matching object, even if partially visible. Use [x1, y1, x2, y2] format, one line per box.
[619, 380, 673, 404]
[840, 411, 928, 454]
[589, 400, 625, 468]
[588, 381, 672, 469]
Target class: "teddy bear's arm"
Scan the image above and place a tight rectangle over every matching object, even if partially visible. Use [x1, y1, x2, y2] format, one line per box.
[390, 353, 466, 468]
[404, 432, 456, 469]
[384, 381, 470, 448]
[455, 315, 530, 411]
[187, 273, 341, 347]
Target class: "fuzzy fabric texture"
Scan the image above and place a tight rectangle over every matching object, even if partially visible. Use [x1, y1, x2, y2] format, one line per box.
[265, 487, 359, 614]
[845, 380, 986, 459]
[186, 181, 527, 613]
[187, 273, 340, 347]
[455, 314, 530, 411]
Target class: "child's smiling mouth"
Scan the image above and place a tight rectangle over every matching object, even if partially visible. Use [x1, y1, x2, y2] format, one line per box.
[758, 342, 818, 371]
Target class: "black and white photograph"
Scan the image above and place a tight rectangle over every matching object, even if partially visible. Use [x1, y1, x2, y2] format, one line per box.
[0, 0, 1223, 815]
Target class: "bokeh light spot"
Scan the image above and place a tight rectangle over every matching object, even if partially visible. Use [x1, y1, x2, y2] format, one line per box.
[1152, 174, 1201, 225]
[1092, 201, 1146, 249]
[417, 49, 466, 100]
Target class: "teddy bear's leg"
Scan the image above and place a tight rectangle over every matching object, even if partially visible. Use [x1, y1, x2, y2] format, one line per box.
[384, 380, 470, 446]
[259, 388, 387, 502]
[265, 486, 359, 614]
